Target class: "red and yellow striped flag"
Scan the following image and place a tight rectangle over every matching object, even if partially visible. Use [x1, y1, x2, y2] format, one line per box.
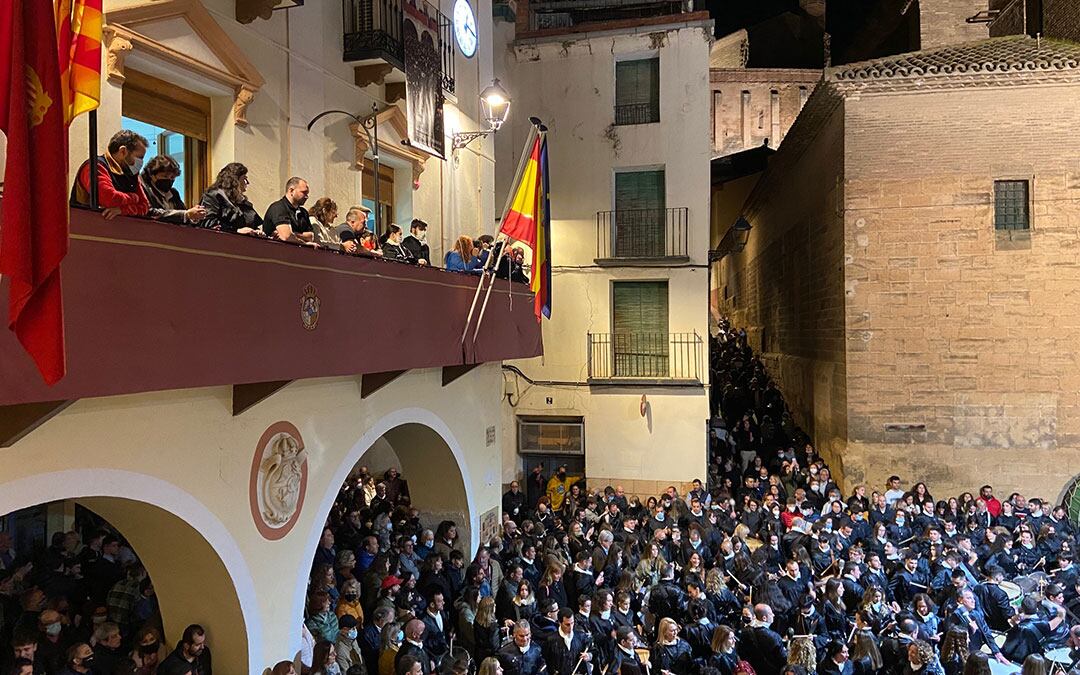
[55, 0, 102, 124]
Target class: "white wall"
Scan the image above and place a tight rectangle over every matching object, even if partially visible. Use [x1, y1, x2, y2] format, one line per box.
[495, 19, 714, 488]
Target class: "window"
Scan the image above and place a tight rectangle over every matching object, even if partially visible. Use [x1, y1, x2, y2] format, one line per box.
[121, 70, 209, 204]
[362, 163, 395, 237]
[612, 281, 668, 377]
[994, 180, 1030, 231]
[614, 169, 665, 257]
[615, 57, 659, 125]
[517, 417, 585, 456]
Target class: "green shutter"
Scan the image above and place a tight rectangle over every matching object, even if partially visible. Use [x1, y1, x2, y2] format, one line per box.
[615, 58, 659, 124]
[614, 170, 665, 257]
[612, 281, 668, 377]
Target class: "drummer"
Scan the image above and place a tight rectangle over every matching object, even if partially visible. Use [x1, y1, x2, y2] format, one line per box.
[1000, 596, 1066, 663]
[1038, 584, 1070, 649]
[977, 567, 1020, 633]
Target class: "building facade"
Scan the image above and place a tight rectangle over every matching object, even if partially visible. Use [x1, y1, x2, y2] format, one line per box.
[493, 0, 714, 495]
[713, 35, 1080, 500]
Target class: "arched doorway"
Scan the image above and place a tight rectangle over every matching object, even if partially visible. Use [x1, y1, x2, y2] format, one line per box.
[293, 412, 474, 662]
[0, 470, 259, 674]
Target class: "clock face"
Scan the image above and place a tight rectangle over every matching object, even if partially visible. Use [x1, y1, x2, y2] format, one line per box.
[454, 0, 477, 58]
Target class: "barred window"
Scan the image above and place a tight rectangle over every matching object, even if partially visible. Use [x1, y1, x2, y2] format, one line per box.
[994, 180, 1030, 231]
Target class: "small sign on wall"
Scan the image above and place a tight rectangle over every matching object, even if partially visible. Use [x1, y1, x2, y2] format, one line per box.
[479, 507, 500, 547]
[486, 425, 496, 446]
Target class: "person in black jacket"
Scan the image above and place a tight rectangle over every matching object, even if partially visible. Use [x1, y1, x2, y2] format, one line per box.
[381, 224, 414, 263]
[420, 591, 450, 665]
[740, 604, 787, 675]
[401, 219, 430, 266]
[610, 627, 648, 675]
[139, 156, 206, 225]
[541, 609, 592, 675]
[397, 619, 433, 675]
[497, 621, 546, 675]
[650, 617, 692, 675]
[198, 163, 264, 236]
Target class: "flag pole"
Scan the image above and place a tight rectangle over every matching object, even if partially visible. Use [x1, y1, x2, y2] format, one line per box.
[88, 109, 98, 209]
[471, 127, 544, 345]
[459, 122, 539, 359]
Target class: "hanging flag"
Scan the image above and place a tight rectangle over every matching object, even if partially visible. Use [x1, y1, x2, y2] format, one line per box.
[56, 0, 103, 123]
[0, 0, 70, 384]
[498, 131, 552, 321]
[533, 134, 551, 320]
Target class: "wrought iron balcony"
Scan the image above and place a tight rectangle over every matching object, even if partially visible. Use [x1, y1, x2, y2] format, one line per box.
[342, 0, 455, 93]
[595, 207, 689, 263]
[587, 332, 703, 384]
[529, 0, 692, 30]
[614, 101, 660, 125]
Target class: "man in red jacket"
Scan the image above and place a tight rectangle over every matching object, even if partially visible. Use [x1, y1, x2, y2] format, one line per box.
[70, 129, 150, 219]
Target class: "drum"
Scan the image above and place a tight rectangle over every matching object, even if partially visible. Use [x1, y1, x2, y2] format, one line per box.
[988, 659, 1021, 675]
[1045, 648, 1073, 666]
[1000, 581, 1024, 609]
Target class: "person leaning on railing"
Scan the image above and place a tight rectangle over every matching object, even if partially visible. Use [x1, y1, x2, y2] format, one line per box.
[70, 129, 151, 220]
[197, 163, 265, 236]
[138, 155, 207, 225]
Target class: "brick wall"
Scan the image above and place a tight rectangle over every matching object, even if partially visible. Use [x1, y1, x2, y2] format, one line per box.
[1045, 0, 1080, 42]
[710, 69, 821, 158]
[716, 101, 849, 475]
[920, 0, 989, 48]
[841, 84, 1080, 498]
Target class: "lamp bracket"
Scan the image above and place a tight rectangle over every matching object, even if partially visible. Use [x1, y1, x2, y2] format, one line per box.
[452, 129, 494, 151]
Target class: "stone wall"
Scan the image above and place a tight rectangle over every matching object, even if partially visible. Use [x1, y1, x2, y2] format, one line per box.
[715, 99, 849, 475]
[841, 84, 1080, 498]
[1045, 0, 1080, 42]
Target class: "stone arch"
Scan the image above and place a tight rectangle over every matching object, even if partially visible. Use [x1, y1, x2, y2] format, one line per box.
[293, 407, 474, 637]
[0, 469, 261, 674]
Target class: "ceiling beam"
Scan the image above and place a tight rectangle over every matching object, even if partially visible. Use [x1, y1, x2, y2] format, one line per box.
[232, 380, 292, 416]
[442, 364, 478, 387]
[361, 370, 407, 399]
[0, 400, 74, 448]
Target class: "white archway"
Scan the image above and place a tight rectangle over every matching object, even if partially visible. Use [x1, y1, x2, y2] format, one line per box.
[289, 407, 476, 652]
[0, 469, 263, 673]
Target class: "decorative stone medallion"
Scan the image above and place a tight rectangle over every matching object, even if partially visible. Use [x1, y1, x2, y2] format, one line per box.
[300, 284, 320, 331]
[249, 421, 308, 540]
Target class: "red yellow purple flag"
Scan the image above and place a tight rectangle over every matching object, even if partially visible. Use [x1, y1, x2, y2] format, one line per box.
[56, 0, 102, 123]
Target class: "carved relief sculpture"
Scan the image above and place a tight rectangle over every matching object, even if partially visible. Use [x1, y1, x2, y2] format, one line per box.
[259, 432, 307, 526]
[103, 26, 133, 85]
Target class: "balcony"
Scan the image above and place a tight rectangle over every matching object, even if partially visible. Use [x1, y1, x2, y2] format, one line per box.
[595, 207, 689, 264]
[0, 207, 542, 408]
[342, 0, 455, 93]
[614, 101, 660, 126]
[528, 0, 693, 30]
[587, 332, 703, 385]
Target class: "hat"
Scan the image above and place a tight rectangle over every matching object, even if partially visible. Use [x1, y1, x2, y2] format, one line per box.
[381, 575, 403, 590]
[339, 614, 358, 629]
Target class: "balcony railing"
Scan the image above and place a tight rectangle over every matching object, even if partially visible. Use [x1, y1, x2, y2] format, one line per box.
[596, 207, 689, 262]
[343, 0, 455, 93]
[588, 332, 703, 383]
[528, 0, 691, 30]
[614, 101, 659, 125]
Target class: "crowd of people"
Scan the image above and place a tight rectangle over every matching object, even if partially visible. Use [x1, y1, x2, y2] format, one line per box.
[298, 318, 1080, 675]
[0, 520, 213, 675]
[71, 129, 528, 279]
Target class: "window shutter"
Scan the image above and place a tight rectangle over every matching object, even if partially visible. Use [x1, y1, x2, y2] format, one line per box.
[614, 170, 665, 256]
[612, 282, 669, 377]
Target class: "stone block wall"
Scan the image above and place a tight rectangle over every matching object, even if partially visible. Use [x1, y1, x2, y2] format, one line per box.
[841, 85, 1080, 499]
[710, 69, 821, 158]
[716, 101, 849, 474]
[919, 0, 990, 48]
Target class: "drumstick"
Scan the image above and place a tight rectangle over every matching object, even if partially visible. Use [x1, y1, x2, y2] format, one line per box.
[847, 624, 858, 643]
[572, 649, 590, 674]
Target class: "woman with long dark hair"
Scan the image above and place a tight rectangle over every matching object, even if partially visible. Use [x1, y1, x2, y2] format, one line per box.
[199, 163, 264, 235]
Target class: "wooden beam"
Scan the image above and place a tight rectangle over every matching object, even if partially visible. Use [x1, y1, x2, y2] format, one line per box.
[442, 364, 478, 387]
[232, 380, 292, 416]
[361, 370, 406, 399]
[354, 64, 394, 88]
[386, 82, 406, 104]
[0, 400, 74, 448]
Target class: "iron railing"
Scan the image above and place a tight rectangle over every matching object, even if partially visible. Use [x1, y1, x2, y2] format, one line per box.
[343, 0, 455, 93]
[596, 207, 688, 260]
[529, 0, 691, 30]
[614, 101, 660, 125]
[588, 332, 703, 382]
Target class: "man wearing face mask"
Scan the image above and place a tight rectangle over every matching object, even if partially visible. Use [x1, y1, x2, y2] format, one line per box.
[401, 219, 431, 266]
[58, 642, 95, 675]
[71, 130, 151, 219]
[138, 155, 206, 224]
[36, 609, 70, 674]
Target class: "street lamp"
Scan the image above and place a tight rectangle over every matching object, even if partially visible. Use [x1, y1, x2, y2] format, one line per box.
[453, 78, 512, 150]
[307, 103, 384, 236]
[710, 216, 752, 261]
